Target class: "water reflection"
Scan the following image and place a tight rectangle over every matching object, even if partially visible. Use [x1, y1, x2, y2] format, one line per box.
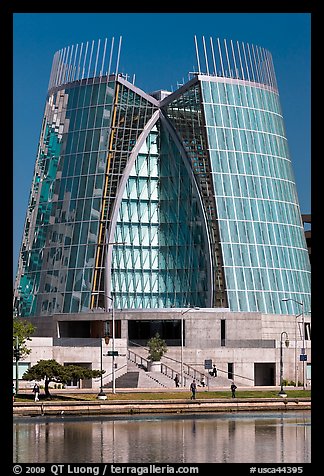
[13, 411, 311, 464]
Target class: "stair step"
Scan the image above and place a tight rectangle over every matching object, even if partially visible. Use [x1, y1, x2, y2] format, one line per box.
[113, 351, 234, 389]
[104, 372, 139, 389]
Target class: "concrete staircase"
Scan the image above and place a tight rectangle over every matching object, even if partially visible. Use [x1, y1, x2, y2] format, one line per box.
[103, 349, 232, 390]
[137, 369, 175, 388]
[106, 358, 176, 389]
[104, 371, 139, 389]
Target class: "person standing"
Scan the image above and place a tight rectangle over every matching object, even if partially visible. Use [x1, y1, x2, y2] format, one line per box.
[212, 365, 217, 377]
[13, 384, 16, 402]
[174, 374, 180, 387]
[231, 381, 237, 398]
[190, 379, 197, 400]
[33, 383, 40, 402]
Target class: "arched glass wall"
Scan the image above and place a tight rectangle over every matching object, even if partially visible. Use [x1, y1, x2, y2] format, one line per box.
[112, 124, 210, 308]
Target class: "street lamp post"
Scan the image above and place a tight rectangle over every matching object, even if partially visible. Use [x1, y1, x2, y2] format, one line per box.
[102, 238, 125, 394]
[109, 294, 116, 395]
[282, 298, 305, 390]
[91, 238, 124, 396]
[180, 314, 184, 387]
[14, 336, 20, 396]
[92, 292, 116, 396]
[278, 331, 289, 397]
[97, 328, 107, 400]
[293, 311, 305, 388]
[180, 307, 200, 387]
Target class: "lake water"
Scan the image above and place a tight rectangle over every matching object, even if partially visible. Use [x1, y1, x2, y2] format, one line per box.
[13, 411, 311, 464]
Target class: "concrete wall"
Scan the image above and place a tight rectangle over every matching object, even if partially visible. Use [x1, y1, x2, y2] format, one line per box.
[17, 337, 128, 390]
[16, 309, 311, 388]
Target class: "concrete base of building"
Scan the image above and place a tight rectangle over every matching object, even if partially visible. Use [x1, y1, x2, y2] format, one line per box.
[14, 309, 311, 390]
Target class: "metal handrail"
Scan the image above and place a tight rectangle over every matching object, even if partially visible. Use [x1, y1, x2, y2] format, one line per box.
[127, 348, 150, 371]
[94, 363, 128, 384]
[128, 341, 255, 386]
[128, 344, 196, 387]
[128, 348, 182, 386]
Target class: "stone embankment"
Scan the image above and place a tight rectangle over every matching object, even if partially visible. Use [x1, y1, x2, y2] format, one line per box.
[13, 397, 310, 417]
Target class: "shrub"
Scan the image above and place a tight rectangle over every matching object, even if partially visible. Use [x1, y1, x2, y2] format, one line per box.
[147, 333, 167, 362]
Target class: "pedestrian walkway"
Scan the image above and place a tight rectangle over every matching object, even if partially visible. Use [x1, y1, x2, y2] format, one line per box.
[13, 396, 311, 417]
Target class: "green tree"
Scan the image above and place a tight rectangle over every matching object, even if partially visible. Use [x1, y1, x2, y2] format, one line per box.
[22, 359, 104, 398]
[13, 317, 36, 360]
[147, 333, 167, 362]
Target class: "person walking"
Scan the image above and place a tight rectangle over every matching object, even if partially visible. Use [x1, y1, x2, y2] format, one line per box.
[231, 381, 237, 398]
[174, 374, 180, 387]
[200, 375, 206, 387]
[212, 365, 217, 377]
[190, 379, 197, 400]
[33, 383, 40, 402]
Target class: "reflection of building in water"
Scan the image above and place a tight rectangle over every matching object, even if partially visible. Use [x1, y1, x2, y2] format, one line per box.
[13, 415, 311, 463]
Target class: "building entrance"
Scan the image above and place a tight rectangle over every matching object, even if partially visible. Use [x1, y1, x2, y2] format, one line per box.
[254, 363, 275, 386]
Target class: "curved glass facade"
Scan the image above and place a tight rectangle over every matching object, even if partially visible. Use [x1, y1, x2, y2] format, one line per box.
[13, 38, 310, 317]
[200, 78, 310, 314]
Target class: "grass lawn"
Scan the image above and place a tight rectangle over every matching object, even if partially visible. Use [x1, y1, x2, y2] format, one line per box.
[14, 389, 311, 402]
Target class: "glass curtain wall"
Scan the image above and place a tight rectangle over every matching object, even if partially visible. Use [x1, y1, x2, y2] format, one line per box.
[200, 77, 311, 314]
[14, 76, 210, 316]
[14, 77, 118, 316]
[90, 82, 158, 310]
[14, 42, 310, 317]
[112, 122, 210, 308]
[163, 83, 228, 308]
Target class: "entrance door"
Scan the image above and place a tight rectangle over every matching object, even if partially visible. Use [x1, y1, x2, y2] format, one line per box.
[254, 363, 275, 385]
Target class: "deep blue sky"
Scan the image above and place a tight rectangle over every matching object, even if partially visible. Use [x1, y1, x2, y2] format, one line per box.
[13, 13, 311, 275]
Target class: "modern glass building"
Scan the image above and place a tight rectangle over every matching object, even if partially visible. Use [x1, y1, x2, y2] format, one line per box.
[13, 37, 311, 318]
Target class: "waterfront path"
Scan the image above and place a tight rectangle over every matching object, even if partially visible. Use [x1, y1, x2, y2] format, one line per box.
[13, 396, 310, 416]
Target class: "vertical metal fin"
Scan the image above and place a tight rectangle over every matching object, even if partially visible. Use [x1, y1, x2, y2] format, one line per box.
[115, 36, 122, 75]
[210, 37, 217, 76]
[189, 36, 279, 91]
[194, 35, 201, 73]
[107, 36, 114, 78]
[202, 36, 209, 75]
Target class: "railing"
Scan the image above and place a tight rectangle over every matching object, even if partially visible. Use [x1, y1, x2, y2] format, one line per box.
[211, 366, 255, 383]
[155, 351, 208, 387]
[94, 363, 128, 386]
[127, 341, 204, 388]
[127, 348, 149, 371]
[128, 341, 254, 387]
[185, 363, 255, 384]
[182, 363, 205, 386]
[128, 348, 178, 386]
[160, 363, 188, 387]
